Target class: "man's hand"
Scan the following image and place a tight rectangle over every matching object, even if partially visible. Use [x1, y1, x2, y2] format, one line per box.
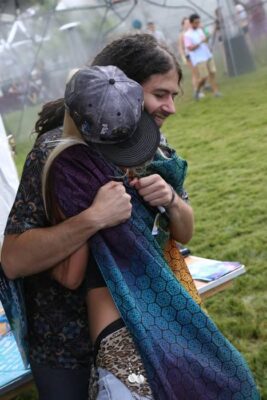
[91, 181, 132, 229]
[130, 174, 174, 208]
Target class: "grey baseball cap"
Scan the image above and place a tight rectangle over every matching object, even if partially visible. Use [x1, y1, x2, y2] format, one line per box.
[64, 65, 160, 167]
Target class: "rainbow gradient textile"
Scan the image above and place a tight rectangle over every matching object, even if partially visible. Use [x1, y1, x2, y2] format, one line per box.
[52, 144, 260, 400]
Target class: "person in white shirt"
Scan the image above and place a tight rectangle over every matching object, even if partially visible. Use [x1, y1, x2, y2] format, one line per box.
[177, 17, 199, 94]
[234, 2, 253, 52]
[184, 14, 221, 100]
[235, 3, 249, 33]
[146, 21, 167, 46]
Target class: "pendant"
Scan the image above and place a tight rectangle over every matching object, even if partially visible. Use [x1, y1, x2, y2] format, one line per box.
[128, 373, 138, 383]
[136, 374, 145, 384]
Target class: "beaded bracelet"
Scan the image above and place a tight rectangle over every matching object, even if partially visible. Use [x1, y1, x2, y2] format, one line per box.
[164, 185, 176, 208]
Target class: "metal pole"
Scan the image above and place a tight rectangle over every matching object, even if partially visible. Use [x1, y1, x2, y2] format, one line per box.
[217, 0, 238, 76]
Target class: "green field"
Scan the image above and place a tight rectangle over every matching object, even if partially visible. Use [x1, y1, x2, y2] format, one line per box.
[166, 67, 267, 398]
[5, 66, 267, 399]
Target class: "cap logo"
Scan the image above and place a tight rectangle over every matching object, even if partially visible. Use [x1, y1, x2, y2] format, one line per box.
[81, 120, 91, 133]
[100, 124, 109, 136]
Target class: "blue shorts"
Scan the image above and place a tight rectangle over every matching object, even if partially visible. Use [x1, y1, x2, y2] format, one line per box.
[96, 368, 153, 400]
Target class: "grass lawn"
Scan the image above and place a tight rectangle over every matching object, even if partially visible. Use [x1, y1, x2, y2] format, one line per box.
[5, 66, 266, 399]
[165, 66, 267, 398]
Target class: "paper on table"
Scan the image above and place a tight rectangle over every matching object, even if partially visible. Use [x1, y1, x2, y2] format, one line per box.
[188, 259, 243, 282]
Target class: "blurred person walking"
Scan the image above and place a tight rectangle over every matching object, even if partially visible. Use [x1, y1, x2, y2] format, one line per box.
[248, 0, 267, 38]
[184, 14, 221, 100]
[177, 17, 202, 96]
[212, 7, 228, 75]
[234, 2, 253, 52]
[146, 21, 167, 46]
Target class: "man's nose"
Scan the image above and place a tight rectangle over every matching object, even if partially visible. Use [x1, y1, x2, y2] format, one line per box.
[163, 97, 176, 114]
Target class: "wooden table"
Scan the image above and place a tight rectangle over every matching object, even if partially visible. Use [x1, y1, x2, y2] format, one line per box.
[0, 375, 34, 400]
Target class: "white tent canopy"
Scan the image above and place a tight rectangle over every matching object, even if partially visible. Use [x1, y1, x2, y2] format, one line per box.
[0, 116, 19, 254]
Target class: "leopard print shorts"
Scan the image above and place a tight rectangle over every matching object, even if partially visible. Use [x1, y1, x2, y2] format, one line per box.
[88, 323, 153, 399]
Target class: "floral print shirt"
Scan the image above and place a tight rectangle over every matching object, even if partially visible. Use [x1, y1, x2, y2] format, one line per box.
[5, 128, 92, 369]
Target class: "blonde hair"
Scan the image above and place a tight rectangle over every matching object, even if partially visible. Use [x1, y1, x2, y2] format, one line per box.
[42, 110, 87, 220]
[66, 67, 79, 82]
[42, 67, 86, 219]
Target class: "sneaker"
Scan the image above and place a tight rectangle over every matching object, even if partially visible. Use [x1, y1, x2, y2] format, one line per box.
[204, 84, 212, 92]
[198, 92, 205, 98]
[193, 91, 201, 101]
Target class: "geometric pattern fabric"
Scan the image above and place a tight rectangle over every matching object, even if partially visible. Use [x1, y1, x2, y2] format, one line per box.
[53, 144, 260, 399]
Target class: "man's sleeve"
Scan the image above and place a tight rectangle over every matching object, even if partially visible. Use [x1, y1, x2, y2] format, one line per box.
[4, 144, 48, 235]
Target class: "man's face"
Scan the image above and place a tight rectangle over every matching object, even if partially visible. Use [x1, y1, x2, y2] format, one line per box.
[147, 23, 155, 32]
[183, 18, 190, 31]
[191, 18, 200, 29]
[142, 68, 179, 128]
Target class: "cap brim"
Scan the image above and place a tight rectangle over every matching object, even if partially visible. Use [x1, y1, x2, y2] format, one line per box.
[95, 111, 160, 167]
